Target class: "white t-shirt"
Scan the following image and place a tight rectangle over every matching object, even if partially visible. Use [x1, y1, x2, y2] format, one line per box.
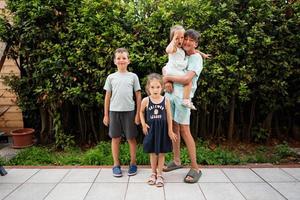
[165, 48, 188, 76]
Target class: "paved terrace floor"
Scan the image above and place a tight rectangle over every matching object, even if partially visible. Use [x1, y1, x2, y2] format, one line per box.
[0, 166, 300, 200]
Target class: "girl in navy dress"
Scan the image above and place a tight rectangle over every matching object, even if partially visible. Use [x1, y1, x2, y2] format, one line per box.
[140, 73, 177, 187]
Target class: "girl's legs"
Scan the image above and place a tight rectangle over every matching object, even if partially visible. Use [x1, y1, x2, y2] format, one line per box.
[127, 138, 137, 165]
[182, 82, 196, 110]
[148, 153, 158, 185]
[156, 153, 165, 187]
[157, 153, 165, 176]
[183, 81, 192, 100]
[150, 153, 158, 174]
[112, 137, 121, 166]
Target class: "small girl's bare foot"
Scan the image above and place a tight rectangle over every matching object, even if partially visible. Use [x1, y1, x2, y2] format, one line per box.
[182, 99, 197, 110]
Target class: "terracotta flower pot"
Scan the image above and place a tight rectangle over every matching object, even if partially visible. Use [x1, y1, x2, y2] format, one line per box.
[11, 128, 35, 149]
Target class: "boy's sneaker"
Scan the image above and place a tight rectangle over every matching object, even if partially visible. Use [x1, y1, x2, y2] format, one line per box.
[128, 164, 137, 176]
[112, 165, 122, 177]
[182, 100, 197, 110]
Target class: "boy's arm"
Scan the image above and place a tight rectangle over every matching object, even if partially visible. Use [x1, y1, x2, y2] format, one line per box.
[103, 91, 111, 126]
[197, 51, 212, 59]
[162, 66, 173, 93]
[134, 90, 142, 125]
[163, 71, 196, 85]
[165, 98, 176, 142]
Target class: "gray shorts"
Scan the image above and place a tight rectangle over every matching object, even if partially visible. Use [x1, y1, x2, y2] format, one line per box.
[109, 111, 138, 139]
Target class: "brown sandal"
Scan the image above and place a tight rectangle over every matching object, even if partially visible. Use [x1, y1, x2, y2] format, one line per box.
[156, 175, 164, 187]
[147, 173, 156, 185]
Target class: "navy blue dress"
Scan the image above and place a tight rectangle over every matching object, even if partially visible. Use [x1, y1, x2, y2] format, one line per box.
[143, 97, 172, 155]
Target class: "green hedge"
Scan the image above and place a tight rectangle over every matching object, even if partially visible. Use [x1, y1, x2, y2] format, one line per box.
[0, 0, 299, 147]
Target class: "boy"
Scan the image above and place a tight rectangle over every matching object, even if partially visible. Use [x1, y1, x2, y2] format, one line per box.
[103, 48, 141, 177]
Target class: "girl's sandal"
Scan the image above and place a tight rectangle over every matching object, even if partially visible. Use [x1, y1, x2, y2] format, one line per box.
[147, 173, 157, 185]
[156, 175, 164, 187]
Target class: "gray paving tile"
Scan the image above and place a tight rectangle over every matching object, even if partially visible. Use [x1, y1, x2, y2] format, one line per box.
[4, 183, 55, 200]
[0, 183, 20, 199]
[235, 183, 285, 200]
[85, 183, 127, 200]
[163, 168, 191, 183]
[95, 168, 129, 183]
[61, 169, 99, 183]
[223, 168, 264, 182]
[252, 168, 297, 182]
[281, 168, 300, 181]
[199, 182, 245, 200]
[26, 169, 69, 183]
[125, 183, 164, 200]
[270, 182, 300, 200]
[165, 183, 206, 200]
[0, 169, 39, 183]
[198, 168, 230, 183]
[44, 183, 92, 200]
[129, 168, 151, 183]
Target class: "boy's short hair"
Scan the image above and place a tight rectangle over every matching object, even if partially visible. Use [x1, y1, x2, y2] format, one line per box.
[170, 25, 185, 41]
[114, 48, 129, 59]
[184, 29, 200, 44]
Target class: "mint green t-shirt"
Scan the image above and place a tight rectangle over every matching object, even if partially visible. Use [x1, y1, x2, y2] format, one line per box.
[104, 71, 141, 111]
[173, 53, 203, 99]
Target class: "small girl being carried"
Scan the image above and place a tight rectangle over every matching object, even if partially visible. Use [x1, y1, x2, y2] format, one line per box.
[164, 25, 210, 110]
[140, 73, 177, 187]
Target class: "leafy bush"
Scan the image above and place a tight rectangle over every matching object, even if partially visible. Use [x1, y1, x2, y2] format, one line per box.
[274, 142, 297, 159]
[0, 0, 299, 145]
[0, 157, 6, 166]
[82, 142, 112, 165]
[8, 147, 55, 165]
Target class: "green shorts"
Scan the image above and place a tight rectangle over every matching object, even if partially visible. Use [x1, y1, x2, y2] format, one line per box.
[165, 93, 191, 125]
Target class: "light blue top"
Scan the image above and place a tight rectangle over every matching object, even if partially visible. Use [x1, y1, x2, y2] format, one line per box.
[173, 53, 203, 98]
[104, 71, 141, 111]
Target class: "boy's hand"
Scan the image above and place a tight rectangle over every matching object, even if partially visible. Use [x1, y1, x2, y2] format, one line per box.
[169, 131, 177, 142]
[135, 114, 140, 125]
[164, 82, 173, 93]
[103, 116, 109, 126]
[202, 53, 212, 59]
[142, 123, 150, 135]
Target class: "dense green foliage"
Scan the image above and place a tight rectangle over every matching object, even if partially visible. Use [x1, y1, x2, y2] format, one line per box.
[4, 141, 298, 166]
[0, 0, 299, 147]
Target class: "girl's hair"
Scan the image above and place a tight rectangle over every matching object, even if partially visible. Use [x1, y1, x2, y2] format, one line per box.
[145, 73, 163, 95]
[114, 48, 129, 59]
[169, 25, 185, 41]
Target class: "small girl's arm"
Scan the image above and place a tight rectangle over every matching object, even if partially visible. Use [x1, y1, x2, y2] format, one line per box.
[165, 98, 177, 142]
[140, 98, 149, 135]
[166, 32, 179, 54]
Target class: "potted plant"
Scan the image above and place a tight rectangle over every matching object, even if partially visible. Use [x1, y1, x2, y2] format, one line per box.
[10, 128, 35, 149]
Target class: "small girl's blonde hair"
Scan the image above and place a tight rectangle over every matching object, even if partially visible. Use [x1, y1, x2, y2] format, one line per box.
[145, 73, 163, 95]
[170, 25, 185, 41]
